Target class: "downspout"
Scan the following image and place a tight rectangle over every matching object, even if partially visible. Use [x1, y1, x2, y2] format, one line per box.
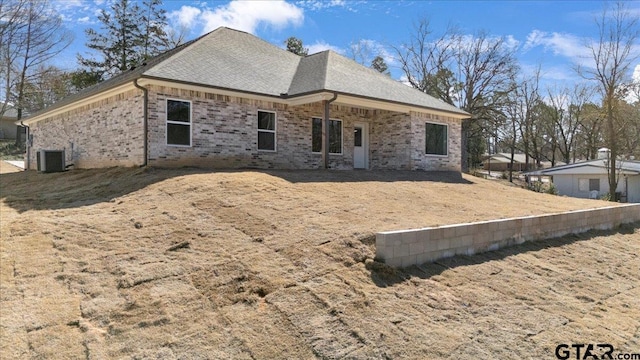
[19, 121, 29, 170]
[133, 79, 148, 167]
[323, 92, 338, 169]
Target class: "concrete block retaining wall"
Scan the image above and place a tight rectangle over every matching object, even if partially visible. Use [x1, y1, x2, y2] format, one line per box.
[376, 204, 640, 268]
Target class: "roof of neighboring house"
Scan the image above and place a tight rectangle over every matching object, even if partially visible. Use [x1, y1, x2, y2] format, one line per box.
[483, 153, 565, 168]
[484, 153, 533, 164]
[24, 27, 469, 124]
[526, 159, 640, 176]
[1, 108, 18, 119]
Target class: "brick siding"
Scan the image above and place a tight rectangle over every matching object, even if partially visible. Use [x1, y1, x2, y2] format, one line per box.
[27, 84, 463, 171]
[26, 89, 145, 169]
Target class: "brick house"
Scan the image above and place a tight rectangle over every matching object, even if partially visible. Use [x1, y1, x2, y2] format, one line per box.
[22, 27, 469, 171]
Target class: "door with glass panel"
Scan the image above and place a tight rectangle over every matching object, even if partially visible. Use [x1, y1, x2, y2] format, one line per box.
[353, 122, 369, 169]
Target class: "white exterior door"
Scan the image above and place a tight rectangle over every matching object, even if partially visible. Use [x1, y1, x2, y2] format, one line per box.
[353, 122, 369, 169]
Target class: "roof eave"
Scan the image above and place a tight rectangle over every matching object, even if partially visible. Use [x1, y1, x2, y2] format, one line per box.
[21, 81, 139, 125]
[22, 77, 471, 126]
[284, 90, 470, 119]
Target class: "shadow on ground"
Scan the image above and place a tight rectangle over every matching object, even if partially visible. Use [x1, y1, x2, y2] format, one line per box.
[0, 166, 205, 213]
[264, 169, 473, 184]
[365, 222, 640, 288]
[0, 166, 471, 213]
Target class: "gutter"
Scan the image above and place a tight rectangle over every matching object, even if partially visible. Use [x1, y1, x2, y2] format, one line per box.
[19, 121, 30, 170]
[322, 92, 338, 169]
[133, 79, 148, 167]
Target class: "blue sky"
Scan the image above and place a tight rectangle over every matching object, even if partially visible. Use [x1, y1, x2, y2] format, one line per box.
[52, 0, 640, 89]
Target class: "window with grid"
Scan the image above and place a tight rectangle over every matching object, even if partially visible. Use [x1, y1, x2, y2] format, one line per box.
[258, 111, 276, 151]
[166, 99, 191, 146]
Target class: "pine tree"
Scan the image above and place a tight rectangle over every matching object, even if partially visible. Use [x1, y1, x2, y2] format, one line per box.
[78, 0, 167, 81]
[285, 37, 308, 56]
[140, 0, 168, 61]
[371, 56, 389, 75]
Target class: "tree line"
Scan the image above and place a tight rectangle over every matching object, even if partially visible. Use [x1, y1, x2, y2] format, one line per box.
[1, 0, 172, 120]
[1, 0, 638, 197]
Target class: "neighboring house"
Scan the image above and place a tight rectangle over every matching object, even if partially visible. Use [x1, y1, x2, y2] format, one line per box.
[482, 153, 533, 172]
[21, 27, 469, 171]
[0, 108, 18, 140]
[482, 153, 563, 172]
[526, 159, 640, 203]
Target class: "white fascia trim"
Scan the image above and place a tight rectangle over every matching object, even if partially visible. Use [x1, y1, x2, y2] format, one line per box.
[334, 94, 411, 113]
[286, 92, 336, 106]
[335, 94, 469, 120]
[21, 82, 138, 125]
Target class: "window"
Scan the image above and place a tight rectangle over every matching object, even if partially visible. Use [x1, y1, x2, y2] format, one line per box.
[425, 122, 447, 155]
[354, 127, 362, 147]
[312, 118, 342, 154]
[258, 111, 276, 151]
[167, 99, 191, 146]
[579, 178, 600, 192]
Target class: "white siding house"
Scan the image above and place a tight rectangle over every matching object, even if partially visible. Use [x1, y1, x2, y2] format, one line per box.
[526, 159, 640, 202]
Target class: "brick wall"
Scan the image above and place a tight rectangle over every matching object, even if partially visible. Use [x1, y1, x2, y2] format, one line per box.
[26, 84, 464, 171]
[369, 111, 412, 170]
[409, 112, 462, 172]
[26, 89, 145, 169]
[147, 85, 463, 171]
[376, 204, 640, 268]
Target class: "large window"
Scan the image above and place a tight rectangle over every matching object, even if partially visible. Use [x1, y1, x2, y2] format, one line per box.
[167, 99, 191, 146]
[425, 122, 448, 155]
[257, 111, 276, 151]
[312, 117, 342, 154]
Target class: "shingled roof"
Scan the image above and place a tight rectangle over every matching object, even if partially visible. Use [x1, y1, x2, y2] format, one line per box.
[25, 27, 469, 123]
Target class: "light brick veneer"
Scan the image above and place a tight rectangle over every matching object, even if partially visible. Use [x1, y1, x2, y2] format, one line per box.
[146, 85, 463, 170]
[26, 89, 145, 169]
[27, 84, 464, 171]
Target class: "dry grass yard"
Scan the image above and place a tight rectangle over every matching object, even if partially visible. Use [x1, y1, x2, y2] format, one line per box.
[1, 161, 638, 359]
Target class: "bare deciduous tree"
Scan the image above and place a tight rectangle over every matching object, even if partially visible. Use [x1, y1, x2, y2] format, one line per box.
[543, 84, 594, 165]
[0, 0, 72, 144]
[394, 19, 518, 170]
[578, 1, 639, 201]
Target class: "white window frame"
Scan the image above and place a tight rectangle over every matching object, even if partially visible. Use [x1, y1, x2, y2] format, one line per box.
[311, 117, 343, 155]
[166, 98, 192, 147]
[257, 110, 277, 152]
[425, 121, 448, 156]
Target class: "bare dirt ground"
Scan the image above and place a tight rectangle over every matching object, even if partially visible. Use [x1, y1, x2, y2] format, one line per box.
[1, 161, 638, 359]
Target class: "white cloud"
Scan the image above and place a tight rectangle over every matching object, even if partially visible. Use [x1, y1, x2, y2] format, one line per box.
[504, 35, 520, 50]
[53, 0, 84, 11]
[308, 41, 344, 55]
[456, 33, 520, 53]
[523, 30, 589, 59]
[628, 63, 640, 103]
[168, 5, 202, 29]
[297, 0, 350, 11]
[51, 0, 101, 24]
[199, 0, 304, 34]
